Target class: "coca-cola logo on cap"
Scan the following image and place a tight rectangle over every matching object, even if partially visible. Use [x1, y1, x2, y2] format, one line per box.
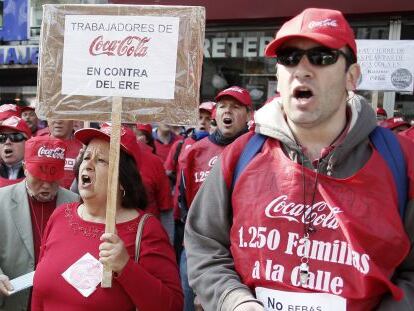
[2, 116, 20, 127]
[0, 104, 17, 112]
[89, 35, 150, 57]
[37, 146, 66, 160]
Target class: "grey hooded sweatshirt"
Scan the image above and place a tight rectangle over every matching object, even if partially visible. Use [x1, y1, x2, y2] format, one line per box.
[184, 95, 414, 311]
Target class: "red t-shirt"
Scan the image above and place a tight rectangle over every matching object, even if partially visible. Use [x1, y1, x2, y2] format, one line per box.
[27, 195, 57, 264]
[32, 202, 182, 311]
[139, 149, 173, 218]
[154, 132, 183, 163]
[180, 137, 224, 209]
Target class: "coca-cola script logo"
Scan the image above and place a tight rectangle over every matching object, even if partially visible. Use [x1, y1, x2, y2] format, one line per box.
[208, 155, 218, 167]
[264, 195, 342, 230]
[37, 146, 65, 160]
[89, 35, 150, 57]
[308, 19, 338, 30]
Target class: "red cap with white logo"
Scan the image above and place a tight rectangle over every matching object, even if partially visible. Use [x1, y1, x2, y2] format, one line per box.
[199, 101, 215, 114]
[265, 8, 357, 58]
[0, 104, 21, 121]
[136, 123, 153, 135]
[215, 86, 252, 108]
[0, 116, 32, 138]
[75, 123, 141, 167]
[24, 136, 67, 182]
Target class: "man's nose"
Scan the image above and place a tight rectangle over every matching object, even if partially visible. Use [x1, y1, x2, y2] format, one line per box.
[293, 55, 314, 80]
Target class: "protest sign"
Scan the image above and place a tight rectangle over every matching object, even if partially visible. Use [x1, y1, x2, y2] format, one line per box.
[357, 40, 414, 92]
[37, 4, 205, 125]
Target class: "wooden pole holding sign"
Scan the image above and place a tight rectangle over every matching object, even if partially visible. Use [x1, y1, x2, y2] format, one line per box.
[101, 96, 122, 288]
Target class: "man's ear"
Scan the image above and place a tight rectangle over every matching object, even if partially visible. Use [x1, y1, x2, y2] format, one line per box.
[346, 63, 361, 91]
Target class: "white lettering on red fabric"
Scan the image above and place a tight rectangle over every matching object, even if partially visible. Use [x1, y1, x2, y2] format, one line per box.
[37, 146, 65, 160]
[264, 195, 341, 230]
[308, 19, 338, 29]
[208, 155, 218, 167]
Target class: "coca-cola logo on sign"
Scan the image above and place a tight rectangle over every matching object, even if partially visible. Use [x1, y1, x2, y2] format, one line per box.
[38, 146, 66, 160]
[264, 195, 342, 230]
[89, 35, 151, 57]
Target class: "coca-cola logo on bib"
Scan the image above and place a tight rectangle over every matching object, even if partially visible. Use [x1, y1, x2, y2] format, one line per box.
[208, 155, 218, 167]
[89, 35, 151, 57]
[264, 195, 342, 230]
[37, 146, 65, 160]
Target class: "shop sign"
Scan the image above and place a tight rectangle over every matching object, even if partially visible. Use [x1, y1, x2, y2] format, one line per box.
[204, 35, 273, 58]
[0, 45, 38, 65]
[0, 0, 29, 41]
[357, 40, 414, 92]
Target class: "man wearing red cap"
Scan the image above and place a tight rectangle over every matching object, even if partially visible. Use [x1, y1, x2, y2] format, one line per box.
[38, 119, 83, 189]
[376, 107, 387, 123]
[179, 88, 251, 311]
[0, 136, 78, 310]
[21, 105, 40, 137]
[185, 8, 414, 311]
[0, 116, 32, 187]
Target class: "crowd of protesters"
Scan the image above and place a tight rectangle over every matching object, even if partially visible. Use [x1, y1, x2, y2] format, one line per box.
[0, 7, 414, 311]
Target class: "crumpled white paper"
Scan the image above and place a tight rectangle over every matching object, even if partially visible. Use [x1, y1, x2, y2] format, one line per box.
[62, 252, 103, 297]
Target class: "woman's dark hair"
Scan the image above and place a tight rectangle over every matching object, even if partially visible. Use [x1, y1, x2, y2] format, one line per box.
[138, 130, 156, 154]
[74, 148, 148, 210]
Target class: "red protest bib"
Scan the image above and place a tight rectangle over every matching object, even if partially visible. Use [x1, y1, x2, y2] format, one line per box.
[229, 139, 410, 311]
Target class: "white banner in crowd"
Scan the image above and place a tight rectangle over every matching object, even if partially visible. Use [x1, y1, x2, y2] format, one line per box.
[61, 15, 179, 99]
[356, 40, 414, 92]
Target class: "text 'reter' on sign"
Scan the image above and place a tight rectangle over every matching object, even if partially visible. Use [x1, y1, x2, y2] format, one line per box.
[37, 5, 205, 125]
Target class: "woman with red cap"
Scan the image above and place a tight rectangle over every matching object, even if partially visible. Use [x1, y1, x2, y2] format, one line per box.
[31, 125, 183, 311]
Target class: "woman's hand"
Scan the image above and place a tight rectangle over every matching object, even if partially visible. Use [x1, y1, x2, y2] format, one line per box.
[99, 233, 130, 274]
[234, 302, 264, 311]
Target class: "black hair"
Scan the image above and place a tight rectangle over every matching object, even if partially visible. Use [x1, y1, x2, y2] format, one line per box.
[74, 148, 148, 210]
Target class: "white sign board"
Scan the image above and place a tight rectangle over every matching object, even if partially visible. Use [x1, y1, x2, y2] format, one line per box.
[356, 40, 414, 92]
[62, 15, 179, 99]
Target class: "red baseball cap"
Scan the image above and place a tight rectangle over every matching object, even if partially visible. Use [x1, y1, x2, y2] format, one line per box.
[199, 101, 215, 114]
[380, 117, 410, 130]
[376, 107, 387, 117]
[136, 123, 153, 135]
[0, 104, 21, 121]
[20, 103, 36, 113]
[0, 116, 32, 138]
[265, 8, 357, 58]
[75, 123, 140, 166]
[215, 86, 252, 108]
[24, 136, 66, 182]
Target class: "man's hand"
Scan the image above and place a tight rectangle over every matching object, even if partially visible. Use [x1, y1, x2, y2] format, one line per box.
[99, 233, 130, 274]
[0, 274, 13, 296]
[234, 302, 264, 311]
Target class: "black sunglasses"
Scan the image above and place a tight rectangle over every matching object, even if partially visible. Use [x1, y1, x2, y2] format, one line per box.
[0, 132, 26, 143]
[276, 47, 349, 67]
